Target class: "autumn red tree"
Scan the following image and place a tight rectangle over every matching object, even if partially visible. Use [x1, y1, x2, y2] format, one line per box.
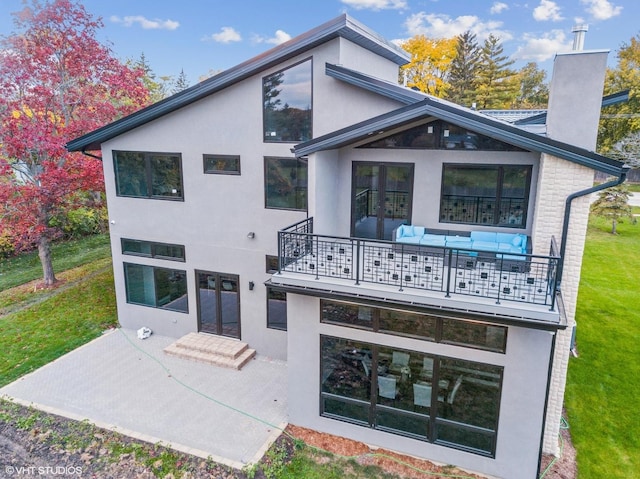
[0, 0, 149, 285]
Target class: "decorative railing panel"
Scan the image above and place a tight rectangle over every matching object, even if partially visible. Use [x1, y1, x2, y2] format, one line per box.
[278, 218, 559, 310]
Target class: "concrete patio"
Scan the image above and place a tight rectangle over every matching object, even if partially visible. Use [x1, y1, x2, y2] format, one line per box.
[0, 328, 288, 469]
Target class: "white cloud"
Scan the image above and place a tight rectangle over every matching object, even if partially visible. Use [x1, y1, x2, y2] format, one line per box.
[533, 0, 563, 22]
[490, 2, 509, 15]
[514, 30, 572, 61]
[404, 12, 513, 42]
[252, 30, 292, 45]
[202, 26, 242, 44]
[340, 0, 407, 10]
[110, 15, 179, 30]
[581, 0, 622, 20]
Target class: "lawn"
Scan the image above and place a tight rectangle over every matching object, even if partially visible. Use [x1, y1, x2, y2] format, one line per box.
[565, 214, 640, 478]
[0, 234, 116, 387]
[0, 234, 111, 291]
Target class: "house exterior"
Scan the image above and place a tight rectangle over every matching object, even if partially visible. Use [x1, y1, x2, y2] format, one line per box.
[67, 15, 628, 479]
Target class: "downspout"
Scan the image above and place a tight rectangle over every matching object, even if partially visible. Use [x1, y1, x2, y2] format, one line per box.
[556, 164, 630, 288]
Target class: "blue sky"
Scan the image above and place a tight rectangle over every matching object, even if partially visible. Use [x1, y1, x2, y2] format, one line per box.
[1, 0, 637, 86]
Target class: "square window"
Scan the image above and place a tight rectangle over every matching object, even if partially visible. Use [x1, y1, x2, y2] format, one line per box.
[264, 157, 307, 210]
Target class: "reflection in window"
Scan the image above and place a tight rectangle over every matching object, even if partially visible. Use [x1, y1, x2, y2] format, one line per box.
[264, 157, 307, 210]
[121, 238, 185, 262]
[321, 300, 504, 352]
[114, 151, 183, 200]
[267, 287, 287, 330]
[124, 263, 188, 312]
[320, 336, 502, 456]
[263, 59, 312, 142]
[360, 120, 525, 151]
[203, 154, 240, 175]
[440, 164, 531, 228]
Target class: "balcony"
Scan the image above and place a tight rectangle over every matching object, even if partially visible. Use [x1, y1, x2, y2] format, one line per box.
[275, 218, 562, 323]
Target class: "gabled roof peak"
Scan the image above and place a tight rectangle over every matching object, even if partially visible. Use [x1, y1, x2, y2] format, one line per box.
[67, 14, 409, 152]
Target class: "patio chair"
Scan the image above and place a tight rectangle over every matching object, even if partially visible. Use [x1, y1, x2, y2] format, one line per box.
[389, 351, 410, 374]
[413, 382, 432, 409]
[378, 376, 398, 400]
[420, 357, 434, 378]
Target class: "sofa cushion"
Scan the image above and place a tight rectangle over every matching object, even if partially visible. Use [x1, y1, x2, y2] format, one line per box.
[420, 234, 446, 246]
[397, 235, 423, 244]
[445, 235, 472, 244]
[470, 231, 497, 243]
[396, 224, 414, 238]
[413, 226, 426, 236]
[472, 240, 500, 252]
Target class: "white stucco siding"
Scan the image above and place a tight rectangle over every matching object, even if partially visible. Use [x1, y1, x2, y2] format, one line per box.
[286, 293, 554, 478]
[98, 37, 409, 359]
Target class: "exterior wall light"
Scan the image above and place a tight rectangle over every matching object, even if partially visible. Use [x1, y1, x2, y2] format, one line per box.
[247, 232, 256, 239]
[249, 281, 255, 290]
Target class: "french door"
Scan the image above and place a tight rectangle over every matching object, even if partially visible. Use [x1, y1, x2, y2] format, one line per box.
[351, 162, 414, 240]
[196, 271, 240, 339]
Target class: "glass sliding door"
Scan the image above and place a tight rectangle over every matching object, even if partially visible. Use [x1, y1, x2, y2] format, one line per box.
[352, 163, 413, 240]
[196, 271, 240, 339]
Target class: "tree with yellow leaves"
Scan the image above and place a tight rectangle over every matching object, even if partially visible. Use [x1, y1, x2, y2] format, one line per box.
[400, 35, 457, 97]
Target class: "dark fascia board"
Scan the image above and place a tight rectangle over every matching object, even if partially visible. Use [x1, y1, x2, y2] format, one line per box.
[326, 63, 423, 105]
[514, 89, 630, 125]
[66, 14, 409, 152]
[294, 96, 625, 177]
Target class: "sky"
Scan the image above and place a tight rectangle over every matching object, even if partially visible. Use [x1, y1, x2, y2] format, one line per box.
[0, 0, 638, 87]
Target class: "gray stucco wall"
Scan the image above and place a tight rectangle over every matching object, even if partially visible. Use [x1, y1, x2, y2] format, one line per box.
[286, 293, 554, 479]
[100, 36, 406, 360]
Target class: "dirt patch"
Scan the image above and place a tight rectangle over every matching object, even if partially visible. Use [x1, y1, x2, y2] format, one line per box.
[287, 421, 577, 479]
[0, 399, 576, 479]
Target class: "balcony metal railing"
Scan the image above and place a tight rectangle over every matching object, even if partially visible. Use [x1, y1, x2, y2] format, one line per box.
[278, 217, 560, 310]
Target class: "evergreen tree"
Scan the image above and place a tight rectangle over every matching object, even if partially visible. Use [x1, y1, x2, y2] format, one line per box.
[475, 34, 518, 109]
[132, 52, 173, 103]
[447, 31, 480, 107]
[590, 183, 636, 234]
[172, 69, 190, 94]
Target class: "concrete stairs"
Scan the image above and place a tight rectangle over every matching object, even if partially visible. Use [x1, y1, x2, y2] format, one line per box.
[164, 332, 256, 370]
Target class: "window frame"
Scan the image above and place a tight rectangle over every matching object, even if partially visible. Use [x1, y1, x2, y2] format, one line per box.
[439, 163, 532, 228]
[121, 238, 186, 262]
[113, 150, 184, 201]
[319, 335, 503, 457]
[266, 286, 287, 331]
[262, 57, 313, 143]
[264, 156, 308, 211]
[320, 299, 507, 353]
[203, 154, 241, 175]
[123, 262, 188, 313]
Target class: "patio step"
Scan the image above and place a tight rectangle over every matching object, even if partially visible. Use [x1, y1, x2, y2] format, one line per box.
[164, 333, 255, 370]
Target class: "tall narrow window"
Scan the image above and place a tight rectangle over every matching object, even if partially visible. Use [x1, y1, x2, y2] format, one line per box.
[267, 287, 287, 330]
[114, 151, 183, 200]
[263, 59, 312, 142]
[440, 164, 531, 227]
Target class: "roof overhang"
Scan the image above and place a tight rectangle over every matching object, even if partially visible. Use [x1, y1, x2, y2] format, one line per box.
[294, 93, 626, 177]
[66, 15, 409, 153]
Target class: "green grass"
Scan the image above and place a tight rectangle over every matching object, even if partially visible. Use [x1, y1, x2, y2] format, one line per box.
[566, 215, 640, 478]
[0, 267, 118, 387]
[625, 182, 640, 193]
[0, 234, 111, 291]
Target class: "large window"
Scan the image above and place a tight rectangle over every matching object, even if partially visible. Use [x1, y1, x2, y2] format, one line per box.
[122, 238, 185, 262]
[263, 59, 312, 142]
[264, 157, 307, 210]
[320, 336, 502, 456]
[267, 287, 287, 330]
[321, 300, 506, 353]
[440, 164, 531, 228]
[114, 151, 183, 200]
[124, 263, 188, 312]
